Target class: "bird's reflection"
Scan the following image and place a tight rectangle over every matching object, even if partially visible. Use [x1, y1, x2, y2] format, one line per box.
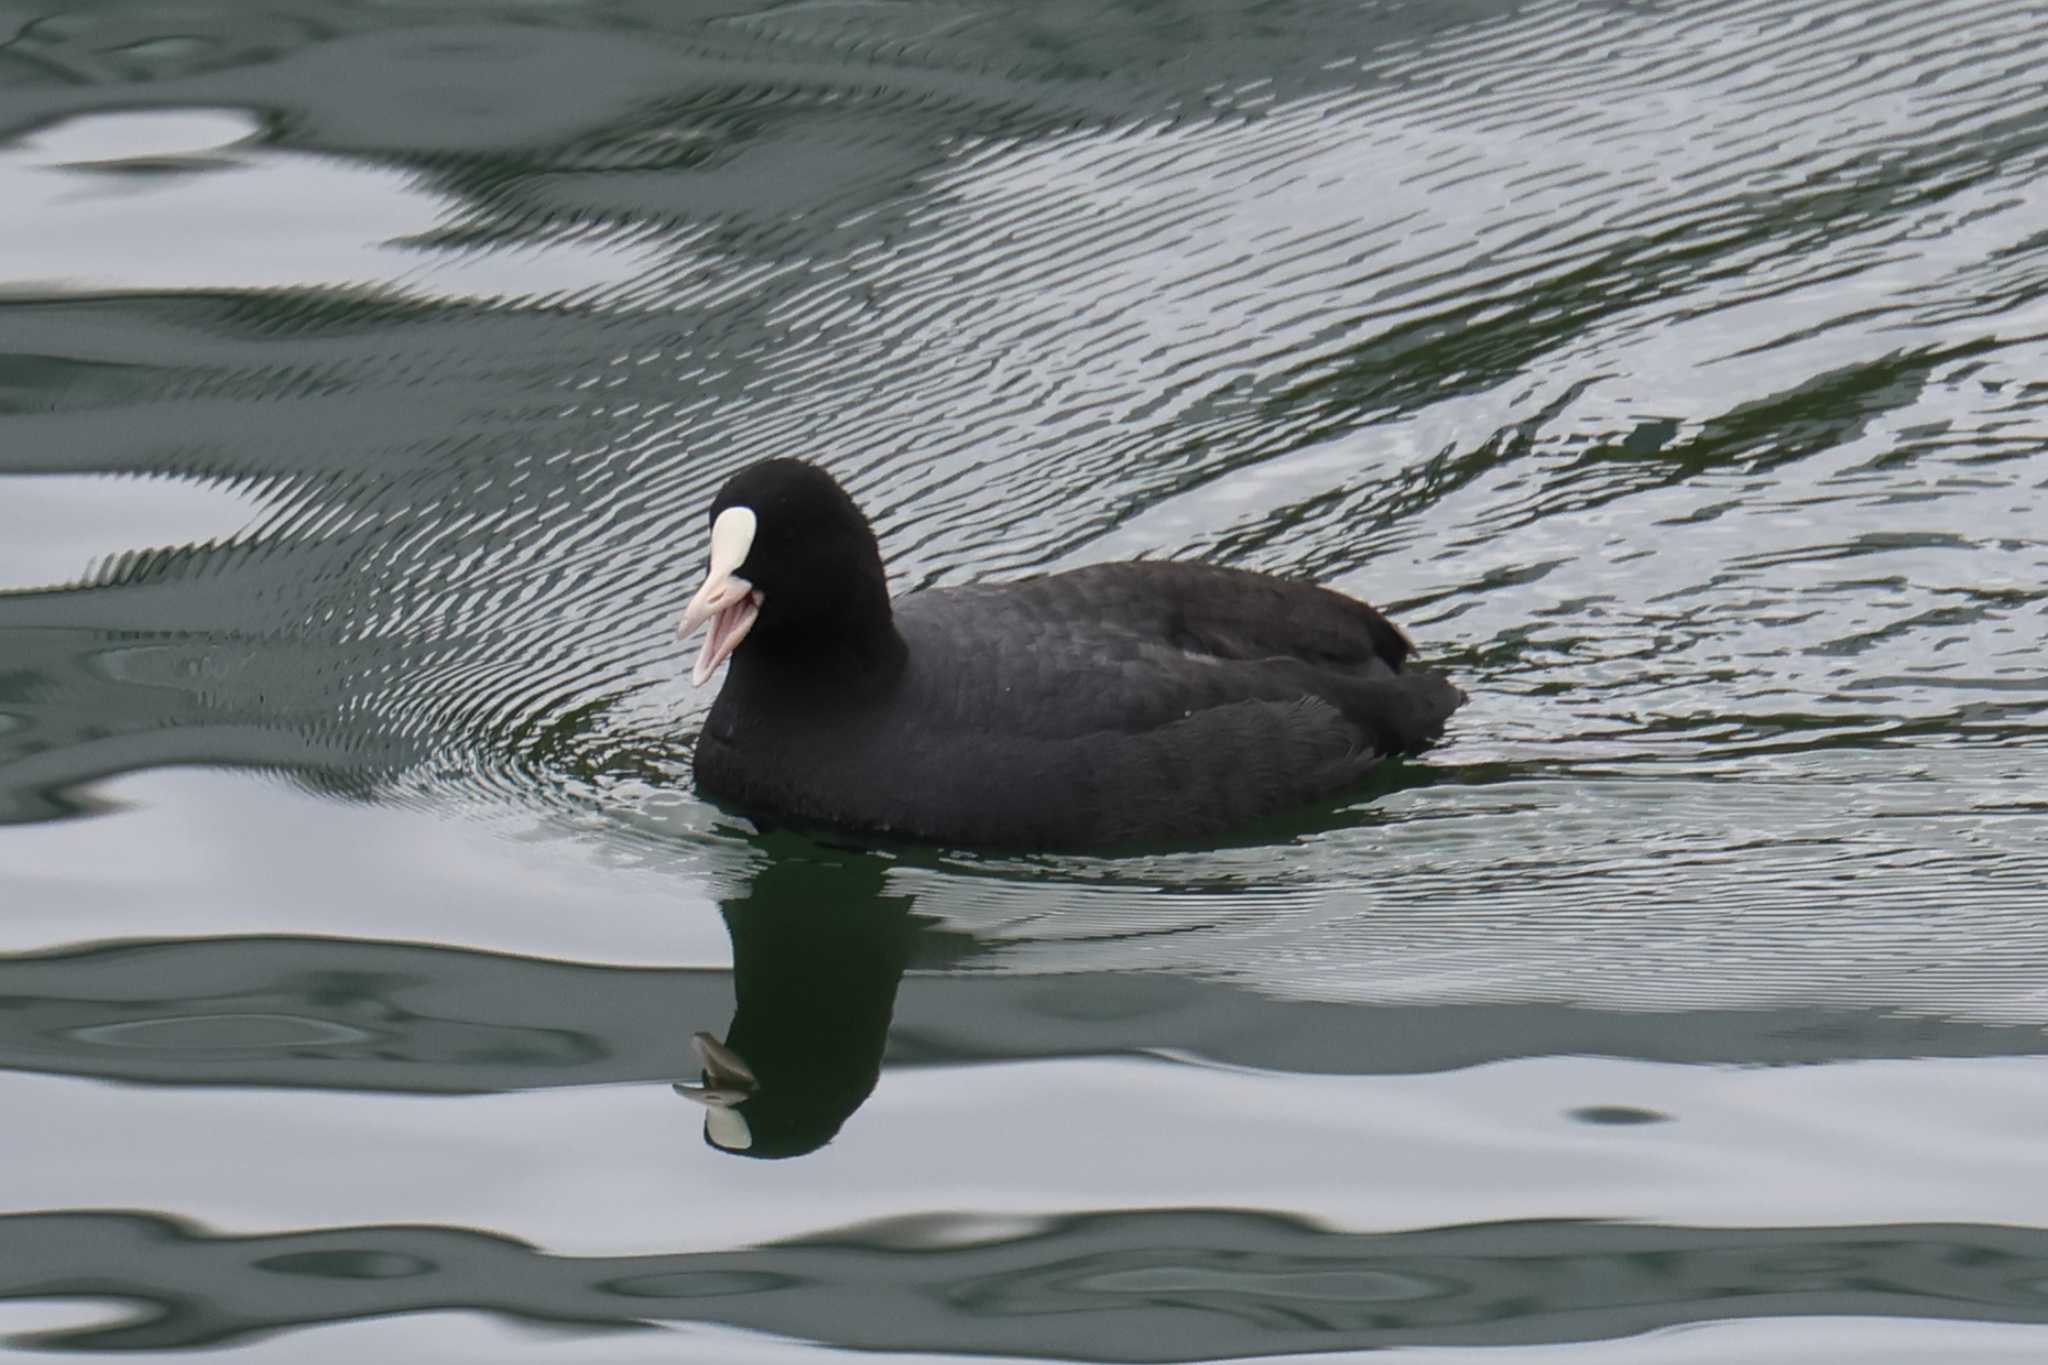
[675, 841, 924, 1159]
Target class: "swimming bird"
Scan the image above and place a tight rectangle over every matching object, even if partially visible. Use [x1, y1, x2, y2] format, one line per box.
[679, 459, 1463, 850]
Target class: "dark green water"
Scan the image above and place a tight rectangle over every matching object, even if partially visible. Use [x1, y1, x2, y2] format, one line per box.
[3, 0, 2048, 1359]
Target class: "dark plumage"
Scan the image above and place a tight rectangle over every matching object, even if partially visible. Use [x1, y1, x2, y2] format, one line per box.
[680, 459, 1464, 850]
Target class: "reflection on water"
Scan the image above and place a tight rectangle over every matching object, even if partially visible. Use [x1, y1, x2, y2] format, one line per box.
[678, 842, 922, 1158]
[5, 0, 2048, 1357]
[12, 840, 2048, 1101]
[8, 1207, 2048, 1356]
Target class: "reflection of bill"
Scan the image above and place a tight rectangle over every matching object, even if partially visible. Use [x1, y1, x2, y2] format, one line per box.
[674, 843, 920, 1160]
[679, 1031, 759, 1151]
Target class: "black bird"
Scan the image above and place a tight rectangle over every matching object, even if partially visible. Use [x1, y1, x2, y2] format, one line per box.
[679, 459, 1463, 850]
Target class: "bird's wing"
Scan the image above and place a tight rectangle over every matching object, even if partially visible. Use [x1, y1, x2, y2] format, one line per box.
[1016, 562, 1413, 670]
[892, 563, 1420, 742]
[893, 589, 1303, 739]
[874, 692, 1383, 849]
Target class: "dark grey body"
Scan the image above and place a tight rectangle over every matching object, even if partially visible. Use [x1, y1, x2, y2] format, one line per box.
[693, 562, 1465, 851]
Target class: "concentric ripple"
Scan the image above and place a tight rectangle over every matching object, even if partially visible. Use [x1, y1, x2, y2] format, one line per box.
[1, 0, 2045, 1000]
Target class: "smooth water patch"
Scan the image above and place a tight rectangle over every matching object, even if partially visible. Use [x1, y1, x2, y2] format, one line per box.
[7, 1055, 2048, 1355]
[0, 474, 262, 591]
[0, 769, 730, 960]
[0, 108, 661, 303]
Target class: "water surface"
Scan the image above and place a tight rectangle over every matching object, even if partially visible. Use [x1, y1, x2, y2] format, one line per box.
[3, 0, 2047, 1358]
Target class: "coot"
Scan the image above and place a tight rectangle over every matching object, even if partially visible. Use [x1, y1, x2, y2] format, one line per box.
[679, 459, 1463, 849]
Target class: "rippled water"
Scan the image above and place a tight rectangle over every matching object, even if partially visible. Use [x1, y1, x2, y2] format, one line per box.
[4, 0, 2048, 1358]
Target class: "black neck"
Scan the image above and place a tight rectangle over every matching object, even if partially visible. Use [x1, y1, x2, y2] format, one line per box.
[733, 587, 907, 700]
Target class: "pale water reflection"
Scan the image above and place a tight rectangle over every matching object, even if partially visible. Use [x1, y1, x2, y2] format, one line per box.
[4, 0, 2048, 1359]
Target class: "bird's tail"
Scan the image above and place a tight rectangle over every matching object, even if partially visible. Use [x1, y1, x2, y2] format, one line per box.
[1348, 667, 1466, 755]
